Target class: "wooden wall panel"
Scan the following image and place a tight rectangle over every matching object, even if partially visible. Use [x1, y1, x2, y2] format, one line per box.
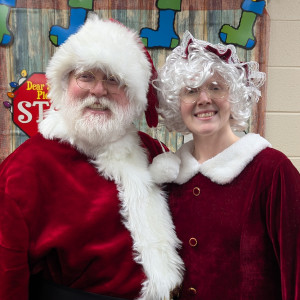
[0, 1, 269, 162]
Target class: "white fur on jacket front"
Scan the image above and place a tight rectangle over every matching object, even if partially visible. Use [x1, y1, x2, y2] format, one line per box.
[149, 133, 272, 185]
[175, 133, 271, 185]
[39, 112, 184, 300]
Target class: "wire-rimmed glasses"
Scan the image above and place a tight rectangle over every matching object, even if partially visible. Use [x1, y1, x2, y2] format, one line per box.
[180, 81, 229, 104]
[75, 71, 125, 93]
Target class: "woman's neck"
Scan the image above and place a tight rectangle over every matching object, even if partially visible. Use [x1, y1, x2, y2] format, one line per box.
[192, 128, 239, 163]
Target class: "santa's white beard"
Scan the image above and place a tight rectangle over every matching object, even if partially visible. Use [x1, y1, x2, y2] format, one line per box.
[61, 96, 137, 150]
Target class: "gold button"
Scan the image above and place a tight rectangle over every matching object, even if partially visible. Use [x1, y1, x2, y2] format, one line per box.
[188, 287, 197, 295]
[189, 237, 198, 247]
[193, 187, 200, 196]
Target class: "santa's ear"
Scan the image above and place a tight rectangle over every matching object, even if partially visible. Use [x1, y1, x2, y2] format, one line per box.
[149, 152, 181, 184]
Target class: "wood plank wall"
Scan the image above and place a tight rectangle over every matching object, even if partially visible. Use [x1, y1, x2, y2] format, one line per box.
[0, 0, 269, 161]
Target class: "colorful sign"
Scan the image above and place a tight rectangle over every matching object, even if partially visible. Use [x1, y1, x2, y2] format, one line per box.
[11, 73, 51, 137]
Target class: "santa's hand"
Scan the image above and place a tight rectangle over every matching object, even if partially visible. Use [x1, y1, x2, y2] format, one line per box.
[149, 152, 181, 184]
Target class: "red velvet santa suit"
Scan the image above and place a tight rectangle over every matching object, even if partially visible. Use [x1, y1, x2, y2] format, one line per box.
[0, 128, 183, 300]
[167, 133, 300, 299]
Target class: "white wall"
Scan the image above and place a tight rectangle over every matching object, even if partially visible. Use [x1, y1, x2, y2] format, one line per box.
[266, 0, 300, 171]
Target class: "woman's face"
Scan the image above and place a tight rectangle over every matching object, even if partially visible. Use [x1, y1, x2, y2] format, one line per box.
[179, 74, 232, 138]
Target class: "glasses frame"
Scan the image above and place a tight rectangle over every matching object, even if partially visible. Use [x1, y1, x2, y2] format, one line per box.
[75, 70, 125, 92]
[180, 81, 229, 104]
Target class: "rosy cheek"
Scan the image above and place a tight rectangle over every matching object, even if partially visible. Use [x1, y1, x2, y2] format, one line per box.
[68, 81, 88, 100]
[180, 104, 191, 116]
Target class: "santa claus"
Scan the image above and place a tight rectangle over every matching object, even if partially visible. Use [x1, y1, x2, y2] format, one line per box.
[0, 13, 183, 300]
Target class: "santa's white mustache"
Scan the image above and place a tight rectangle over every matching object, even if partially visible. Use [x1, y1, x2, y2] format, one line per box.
[72, 96, 118, 112]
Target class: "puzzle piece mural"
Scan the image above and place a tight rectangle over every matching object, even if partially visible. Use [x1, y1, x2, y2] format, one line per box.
[49, 0, 93, 46]
[0, 0, 16, 46]
[1, 0, 266, 50]
[140, 0, 181, 49]
[219, 0, 266, 50]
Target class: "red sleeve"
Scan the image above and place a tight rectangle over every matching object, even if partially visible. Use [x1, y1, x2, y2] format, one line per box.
[266, 159, 300, 300]
[0, 192, 30, 300]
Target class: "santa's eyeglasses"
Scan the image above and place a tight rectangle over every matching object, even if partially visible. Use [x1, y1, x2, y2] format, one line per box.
[75, 71, 125, 92]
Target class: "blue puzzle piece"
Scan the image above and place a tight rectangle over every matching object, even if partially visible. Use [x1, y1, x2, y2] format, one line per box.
[246, 38, 255, 49]
[219, 32, 227, 44]
[0, 0, 15, 46]
[49, 8, 87, 46]
[0, 0, 16, 6]
[1, 33, 11, 44]
[242, 0, 266, 15]
[140, 10, 179, 48]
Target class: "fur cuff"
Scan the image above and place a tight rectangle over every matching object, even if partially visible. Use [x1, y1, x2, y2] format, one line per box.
[149, 152, 181, 184]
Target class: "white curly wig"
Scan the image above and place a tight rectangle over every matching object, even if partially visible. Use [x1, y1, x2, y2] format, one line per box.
[154, 31, 266, 133]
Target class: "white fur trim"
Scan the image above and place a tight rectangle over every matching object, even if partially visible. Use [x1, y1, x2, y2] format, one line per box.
[39, 113, 184, 300]
[175, 133, 271, 185]
[92, 132, 184, 299]
[149, 152, 181, 184]
[46, 13, 151, 118]
[39, 109, 71, 141]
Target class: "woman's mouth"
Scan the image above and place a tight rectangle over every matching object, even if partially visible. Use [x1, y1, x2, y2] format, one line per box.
[195, 111, 216, 118]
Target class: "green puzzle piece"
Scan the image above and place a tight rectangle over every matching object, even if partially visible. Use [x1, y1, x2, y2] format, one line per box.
[157, 0, 181, 11]
[220, 11, 257, 47]
[69, 0, 93, 10]
[0, 4, 12, 44]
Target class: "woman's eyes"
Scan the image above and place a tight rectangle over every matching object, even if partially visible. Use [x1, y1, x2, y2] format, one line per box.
[208, 82, 222, 91]
[185, 87, 199, 94]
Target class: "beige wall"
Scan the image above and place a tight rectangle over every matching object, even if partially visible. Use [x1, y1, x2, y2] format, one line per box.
[266, 0, 300, 171]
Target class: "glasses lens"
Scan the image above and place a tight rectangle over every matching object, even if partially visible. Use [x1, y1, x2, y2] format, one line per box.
[180, 87, 198, 104]
[76, 71, 95, 90]
[207, 81, 228, 99]
[180, 81, 228, 103]
[105, 75, 121, 86]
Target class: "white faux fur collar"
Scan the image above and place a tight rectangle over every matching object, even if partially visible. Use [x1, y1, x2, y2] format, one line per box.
[175, 133, 271, 185]
[39, 112, 184, 300]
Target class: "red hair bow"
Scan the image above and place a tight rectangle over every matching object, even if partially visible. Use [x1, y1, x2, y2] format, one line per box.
[204, 45, 232, 63]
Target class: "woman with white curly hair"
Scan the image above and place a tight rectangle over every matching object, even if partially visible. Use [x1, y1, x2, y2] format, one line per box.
[152, 31, 300, 299]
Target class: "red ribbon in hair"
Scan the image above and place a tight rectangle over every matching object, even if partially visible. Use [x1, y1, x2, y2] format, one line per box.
[204, 45, 232, 63]
[183, 39, 193, 59]
[183, 38, 249, 77]
[183, 39, 232, 64]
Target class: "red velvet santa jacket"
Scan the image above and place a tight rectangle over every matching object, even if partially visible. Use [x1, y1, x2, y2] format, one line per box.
[0, 129, 184, 300]
[167, 133, 300, 300]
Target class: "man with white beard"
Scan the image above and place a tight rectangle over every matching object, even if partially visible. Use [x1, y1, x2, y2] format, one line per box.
[0, 14, 183, 300]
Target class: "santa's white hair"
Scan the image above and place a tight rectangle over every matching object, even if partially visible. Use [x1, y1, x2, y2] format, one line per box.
[154, 31, 266, 133]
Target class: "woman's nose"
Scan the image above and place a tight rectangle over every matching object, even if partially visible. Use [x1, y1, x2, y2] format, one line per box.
[196, 89, 212, 105]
